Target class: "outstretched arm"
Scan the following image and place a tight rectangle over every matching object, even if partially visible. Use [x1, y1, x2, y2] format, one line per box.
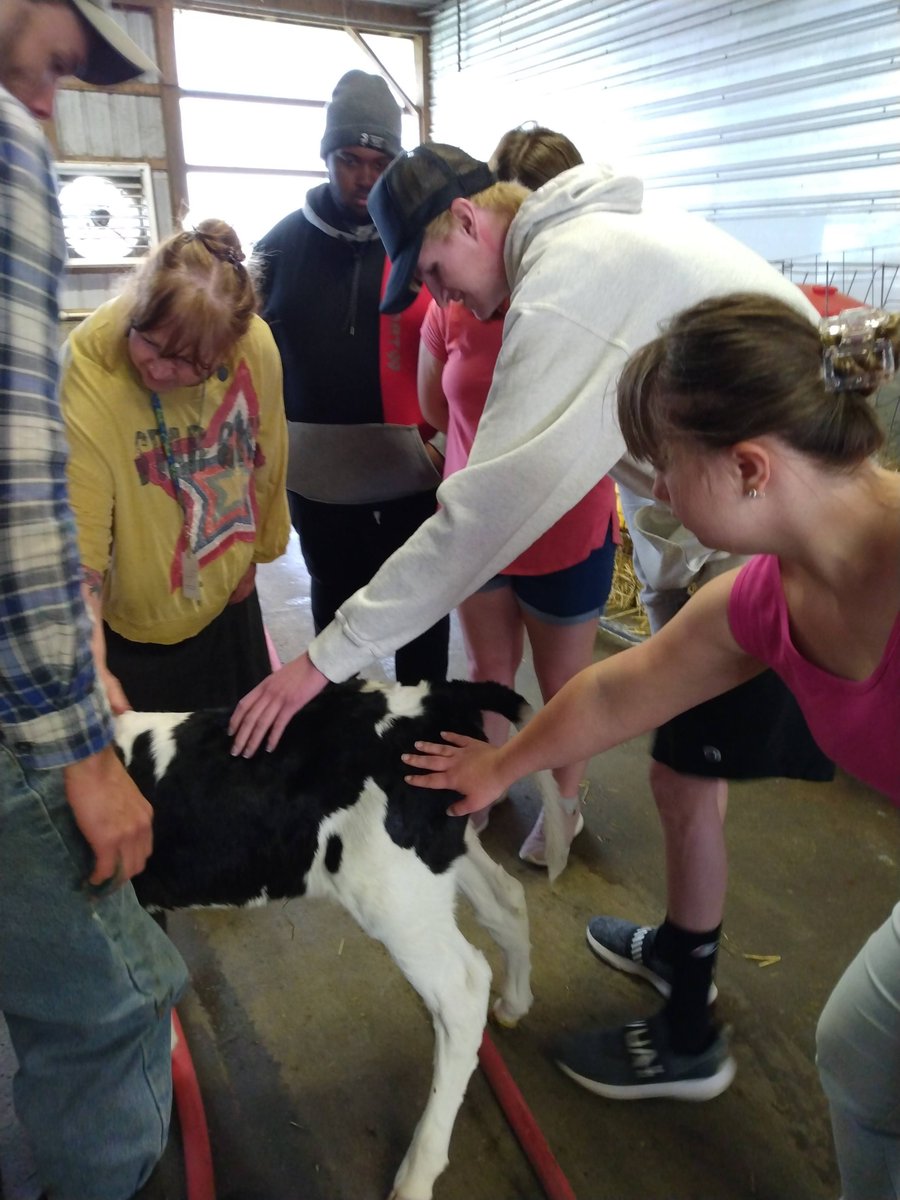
[403, 572, 765, 815]
[229, 651, 329, 756]
[417, 341, 450, 435]
[308, 309, 632, 684]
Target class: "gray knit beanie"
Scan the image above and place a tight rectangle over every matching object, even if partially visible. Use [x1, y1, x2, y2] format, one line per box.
[320, 70, 402, 160]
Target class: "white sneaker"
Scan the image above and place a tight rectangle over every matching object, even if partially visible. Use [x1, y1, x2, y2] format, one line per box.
[519, 781, 588, 867]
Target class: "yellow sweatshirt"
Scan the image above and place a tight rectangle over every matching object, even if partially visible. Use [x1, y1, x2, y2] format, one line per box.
[62, 295, 290, 644]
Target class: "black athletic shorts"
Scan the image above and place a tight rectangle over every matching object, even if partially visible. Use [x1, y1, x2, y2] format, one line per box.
[651, 668, 835, 782]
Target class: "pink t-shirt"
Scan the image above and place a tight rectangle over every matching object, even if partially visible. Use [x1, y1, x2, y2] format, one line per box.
[420, 300, 618, 576]
[729, 554, 900, 802]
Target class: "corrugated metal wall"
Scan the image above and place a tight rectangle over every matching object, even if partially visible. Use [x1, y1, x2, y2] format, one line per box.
[428, 0, 899, 270]
[55, 7, 167, 319]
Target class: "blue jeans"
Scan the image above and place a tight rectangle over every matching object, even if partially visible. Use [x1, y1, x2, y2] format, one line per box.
[0, 743, 188, 1200]
[817, 901, 900, 1199]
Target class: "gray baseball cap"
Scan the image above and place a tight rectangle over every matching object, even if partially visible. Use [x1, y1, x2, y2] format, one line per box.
[68, 0, 158, 85]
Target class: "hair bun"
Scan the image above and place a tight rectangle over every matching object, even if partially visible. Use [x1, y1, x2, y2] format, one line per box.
[192, 219, 245, 265]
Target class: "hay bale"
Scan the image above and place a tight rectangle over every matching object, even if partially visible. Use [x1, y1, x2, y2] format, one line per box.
[600, 508, 650, 643]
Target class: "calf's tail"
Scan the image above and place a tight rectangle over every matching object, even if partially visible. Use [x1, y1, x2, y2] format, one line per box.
[445, 679, 532, 728]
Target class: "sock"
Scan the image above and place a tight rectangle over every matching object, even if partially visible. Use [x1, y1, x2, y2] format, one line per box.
[656, 917, 721, 1055]
[558, 793, 579, 816]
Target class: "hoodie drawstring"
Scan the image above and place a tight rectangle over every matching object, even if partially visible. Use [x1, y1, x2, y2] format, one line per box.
[347, 244, 363, 336]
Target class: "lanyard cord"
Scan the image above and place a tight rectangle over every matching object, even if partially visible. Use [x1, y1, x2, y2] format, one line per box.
[151, 390, 203, 598]
[150, 390, 188, 514]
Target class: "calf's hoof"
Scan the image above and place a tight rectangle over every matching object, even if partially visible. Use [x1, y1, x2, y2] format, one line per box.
[490, 996, 523, 1028]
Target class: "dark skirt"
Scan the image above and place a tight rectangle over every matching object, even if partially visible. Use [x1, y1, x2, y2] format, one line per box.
[103, 590, 271, 712]
[652, 668, 835, 782]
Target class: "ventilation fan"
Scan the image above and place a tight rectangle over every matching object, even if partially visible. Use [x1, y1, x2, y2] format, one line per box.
[56, 161, 157, 268]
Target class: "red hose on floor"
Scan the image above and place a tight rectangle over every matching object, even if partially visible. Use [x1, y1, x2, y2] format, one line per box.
[168, 1011, 566, 1200]
[171, 1009, 216, 1200]
[478, 1031, 577, 1200]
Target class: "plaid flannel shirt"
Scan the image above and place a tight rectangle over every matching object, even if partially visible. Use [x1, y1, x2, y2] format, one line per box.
[0, 87, 112, 770]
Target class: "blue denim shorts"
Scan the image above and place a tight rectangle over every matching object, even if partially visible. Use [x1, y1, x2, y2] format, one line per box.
[478, 539, 617, 626]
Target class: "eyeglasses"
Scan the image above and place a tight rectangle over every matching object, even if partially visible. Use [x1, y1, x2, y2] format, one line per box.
[129, 326, 213, 379]
[333, 150, 393, 176]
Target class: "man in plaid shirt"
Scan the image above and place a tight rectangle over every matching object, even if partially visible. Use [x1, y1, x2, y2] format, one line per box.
[0, 3, 187, 1197]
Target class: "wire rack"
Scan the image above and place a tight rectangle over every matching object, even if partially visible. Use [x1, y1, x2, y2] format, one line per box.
[773, 251, 899, 312]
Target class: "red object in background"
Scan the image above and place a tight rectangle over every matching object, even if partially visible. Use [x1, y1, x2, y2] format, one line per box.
[796, 283, 866, 315]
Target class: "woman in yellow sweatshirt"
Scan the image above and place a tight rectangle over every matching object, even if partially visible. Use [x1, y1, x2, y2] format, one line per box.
[61, 219, 290, 712]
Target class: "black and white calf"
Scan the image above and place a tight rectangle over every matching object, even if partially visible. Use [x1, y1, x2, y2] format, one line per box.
[117, 677, 535, 1200]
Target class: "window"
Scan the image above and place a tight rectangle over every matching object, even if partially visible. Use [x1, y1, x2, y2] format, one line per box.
[173, 11, 420, 252]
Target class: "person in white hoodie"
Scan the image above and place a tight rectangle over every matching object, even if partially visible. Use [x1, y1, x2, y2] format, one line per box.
[229, 142, 833, 1099]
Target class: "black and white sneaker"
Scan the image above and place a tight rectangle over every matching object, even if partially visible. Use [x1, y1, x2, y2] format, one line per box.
[586, 916, 718, 1003]
[556, 1013, 736, 1101]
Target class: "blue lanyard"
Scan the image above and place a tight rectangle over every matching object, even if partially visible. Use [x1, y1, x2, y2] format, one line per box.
[150, 391, 187, 511]
[150, 390, 204, 599]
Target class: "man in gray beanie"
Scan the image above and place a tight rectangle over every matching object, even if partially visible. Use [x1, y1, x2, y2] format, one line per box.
[320, 68, 402, 166]
[253, 72, 450, 688]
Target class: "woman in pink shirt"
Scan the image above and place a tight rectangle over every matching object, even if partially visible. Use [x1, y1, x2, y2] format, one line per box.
[405, 293, 900, 1199]
[417, 127, 620, 870]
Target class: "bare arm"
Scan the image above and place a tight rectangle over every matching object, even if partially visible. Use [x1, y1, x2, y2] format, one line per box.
[81, 569, 131, 715]
[403, 572, 766, 814]
[417, 341, 450, 434]
[227, 562, 257, 605]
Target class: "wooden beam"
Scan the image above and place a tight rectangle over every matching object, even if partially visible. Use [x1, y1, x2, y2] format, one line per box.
[121, 0, 429, 33]
[174, 89, 324, 108]
[344, 26, 421, 117]
[60, 77, 160, 98]
[153, 0, 189, 223]
[185, 163, 327, 178]
[416, 26, 430, 141]
[52, 152, 170, 171]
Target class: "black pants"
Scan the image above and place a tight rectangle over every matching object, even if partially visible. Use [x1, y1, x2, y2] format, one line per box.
[290, 489, 449, 685]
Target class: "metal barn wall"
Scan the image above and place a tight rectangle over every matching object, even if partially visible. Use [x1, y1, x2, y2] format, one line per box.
[54, 6, 168, 320]
[428, 0, 899, 271]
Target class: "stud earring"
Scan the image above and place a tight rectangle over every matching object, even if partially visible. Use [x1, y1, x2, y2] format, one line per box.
[747, 487, 758, 499]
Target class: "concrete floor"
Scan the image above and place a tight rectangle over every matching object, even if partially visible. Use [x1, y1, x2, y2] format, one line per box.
[2, 530, 897, 1200]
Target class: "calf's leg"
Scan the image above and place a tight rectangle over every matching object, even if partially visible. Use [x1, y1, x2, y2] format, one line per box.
[457, 829, 533, 1027]
[330, 844, 490, 1200]
[385, 917, 491, 1200]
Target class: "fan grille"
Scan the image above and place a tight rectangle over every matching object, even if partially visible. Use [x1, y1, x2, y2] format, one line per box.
[56, 161, 157, 268]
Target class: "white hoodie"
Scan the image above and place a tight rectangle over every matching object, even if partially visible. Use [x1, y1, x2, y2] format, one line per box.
[310, 164, 816, 680]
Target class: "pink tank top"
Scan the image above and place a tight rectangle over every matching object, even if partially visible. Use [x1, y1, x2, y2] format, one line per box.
[729, 555, 900, 802]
